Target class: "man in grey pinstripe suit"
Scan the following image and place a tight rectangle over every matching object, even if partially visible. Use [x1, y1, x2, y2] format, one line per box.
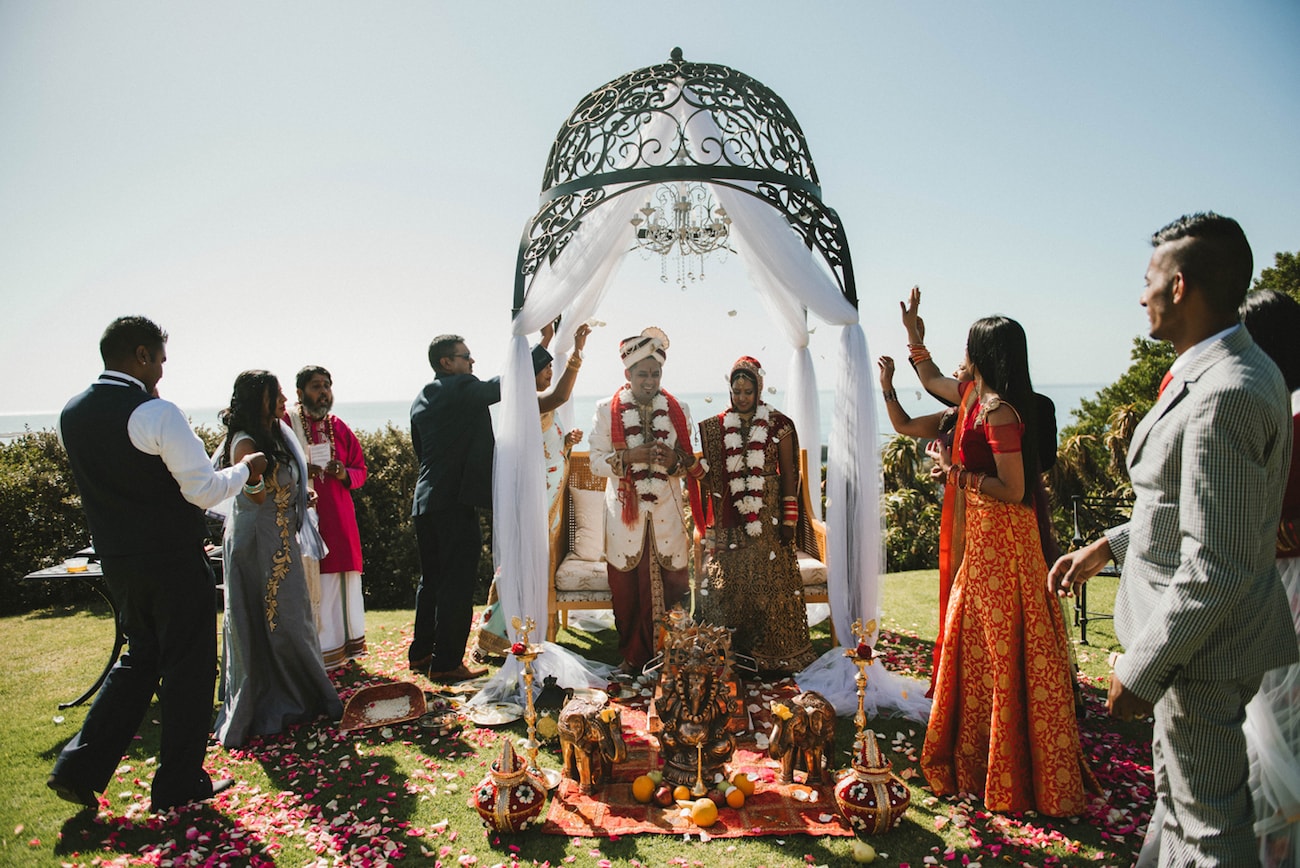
[1051, 213, 1297, 865]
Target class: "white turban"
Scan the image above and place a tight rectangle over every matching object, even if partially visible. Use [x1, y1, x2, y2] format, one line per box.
[619, 326, 669, 369]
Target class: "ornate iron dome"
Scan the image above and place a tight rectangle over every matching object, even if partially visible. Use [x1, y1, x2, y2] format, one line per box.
[514, 48, 858, 313]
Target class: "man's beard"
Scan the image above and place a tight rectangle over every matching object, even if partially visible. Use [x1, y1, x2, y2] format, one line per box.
[302, 396, 333, 420]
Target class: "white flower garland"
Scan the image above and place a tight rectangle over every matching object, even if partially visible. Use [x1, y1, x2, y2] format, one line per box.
[721, 404, 770, 536]
[618, 388, 673, 505]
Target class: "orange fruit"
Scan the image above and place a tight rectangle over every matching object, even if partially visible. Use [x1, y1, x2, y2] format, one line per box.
[672, 784, 692, 801]
[631, 774, 656, 804]
[731, 773, 755, 796]
[691, 797, 719, 827]
[725, 787, 745, 809]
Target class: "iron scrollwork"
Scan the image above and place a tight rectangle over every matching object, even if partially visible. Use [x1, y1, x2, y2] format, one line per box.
[517, 188, 608, 281]
[515, 48, 858, 312]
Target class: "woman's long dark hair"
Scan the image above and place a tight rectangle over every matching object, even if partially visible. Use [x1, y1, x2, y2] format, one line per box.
[1241, 289, 1300, 391]
[218, 370, 288, 471]
[966, 316, 1038, 505]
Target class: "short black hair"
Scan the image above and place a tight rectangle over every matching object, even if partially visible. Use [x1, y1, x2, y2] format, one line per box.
[1151, 212, 1253, 316]
[295, 365, 331, 391]
[428, 334, 466, 371]
[100, 316, 167, 365]
[1241, 289, 1300, 391]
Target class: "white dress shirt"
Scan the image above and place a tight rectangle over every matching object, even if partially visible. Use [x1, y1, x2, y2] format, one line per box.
[62, 371, 250, 509]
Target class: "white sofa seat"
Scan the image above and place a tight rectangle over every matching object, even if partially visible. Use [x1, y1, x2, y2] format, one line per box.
[554, 555, 613, 602]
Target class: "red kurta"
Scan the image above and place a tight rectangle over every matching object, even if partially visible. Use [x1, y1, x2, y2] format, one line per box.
[296, 414, 366, 574]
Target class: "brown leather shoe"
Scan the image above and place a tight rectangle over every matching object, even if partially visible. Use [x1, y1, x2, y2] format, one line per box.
[409, 655, 433, 676]
[427, 663, 487, 682]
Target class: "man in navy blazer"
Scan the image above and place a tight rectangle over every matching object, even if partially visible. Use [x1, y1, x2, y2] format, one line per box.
[1051, 214, 1296, 864]
[409, 334, 501, 682]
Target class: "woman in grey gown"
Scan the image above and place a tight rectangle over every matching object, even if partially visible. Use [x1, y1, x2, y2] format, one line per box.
[214, 370, 341, 748]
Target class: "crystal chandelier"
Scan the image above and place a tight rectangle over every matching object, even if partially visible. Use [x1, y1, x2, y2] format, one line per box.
[629, 182, 733, 288]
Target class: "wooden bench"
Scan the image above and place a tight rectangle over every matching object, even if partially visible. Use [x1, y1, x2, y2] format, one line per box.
[547, 450, 832, 643]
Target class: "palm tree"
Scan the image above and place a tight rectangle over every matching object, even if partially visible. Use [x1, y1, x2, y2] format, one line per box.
[1103, 403, 1142, 482]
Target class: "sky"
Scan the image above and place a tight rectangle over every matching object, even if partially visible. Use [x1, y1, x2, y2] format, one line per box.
[1, 1, 1297, 416]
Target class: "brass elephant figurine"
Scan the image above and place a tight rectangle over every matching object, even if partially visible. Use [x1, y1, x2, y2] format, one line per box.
[558, 698, 627, 794]
[768, 690, 836, 785]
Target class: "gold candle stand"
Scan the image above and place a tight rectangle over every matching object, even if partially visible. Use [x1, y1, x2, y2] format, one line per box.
[842, 618, 878, 740]
[510, 616, 560, 790]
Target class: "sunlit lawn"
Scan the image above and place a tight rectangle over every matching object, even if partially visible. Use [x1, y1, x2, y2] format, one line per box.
[0, 570, 1151, 867]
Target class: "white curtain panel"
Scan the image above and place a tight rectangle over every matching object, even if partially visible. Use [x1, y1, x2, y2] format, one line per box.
[710, 180, 883, 649]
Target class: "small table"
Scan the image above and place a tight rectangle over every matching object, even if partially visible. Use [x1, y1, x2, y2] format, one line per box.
[20, 561, 124, 709]
[21, 547, 225, 709]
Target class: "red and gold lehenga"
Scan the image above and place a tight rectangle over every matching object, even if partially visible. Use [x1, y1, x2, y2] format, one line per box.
[920, 384, 1095, 816]
[696, 404, 816, 673]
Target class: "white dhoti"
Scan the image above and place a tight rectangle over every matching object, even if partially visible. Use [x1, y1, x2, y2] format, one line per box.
[318, 569, 366, 668]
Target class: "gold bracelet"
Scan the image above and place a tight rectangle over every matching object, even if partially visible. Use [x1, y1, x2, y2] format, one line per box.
[566, 356, 583, 370]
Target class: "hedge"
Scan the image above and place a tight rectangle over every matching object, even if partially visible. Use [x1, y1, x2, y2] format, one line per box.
[0, 424, 493, 615]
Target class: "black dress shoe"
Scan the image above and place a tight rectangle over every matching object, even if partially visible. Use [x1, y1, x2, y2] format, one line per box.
[152, 778, 237, 812]
[47, 775, 97, 809]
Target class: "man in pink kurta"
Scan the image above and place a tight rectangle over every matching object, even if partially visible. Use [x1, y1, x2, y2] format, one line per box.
[288, 366, 368, 668]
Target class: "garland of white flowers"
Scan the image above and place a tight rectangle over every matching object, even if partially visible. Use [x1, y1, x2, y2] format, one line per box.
[617, 388, 673, 505]
[722, 403, 770, 536]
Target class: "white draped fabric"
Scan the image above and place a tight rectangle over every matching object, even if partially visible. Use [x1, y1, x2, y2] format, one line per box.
[1242, 551, 1300, 862]
[474, 95, 928, 722]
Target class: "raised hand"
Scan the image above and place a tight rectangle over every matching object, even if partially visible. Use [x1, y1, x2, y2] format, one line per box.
[877, 356, 896, 391]
[899, 285, 925, 344]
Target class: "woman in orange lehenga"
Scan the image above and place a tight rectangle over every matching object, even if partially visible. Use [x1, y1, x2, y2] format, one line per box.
[918, 316, 1095, 816]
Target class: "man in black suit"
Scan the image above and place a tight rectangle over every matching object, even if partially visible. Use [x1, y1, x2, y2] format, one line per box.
[409, 334, 501, 682]
[49, 316, 267, 812]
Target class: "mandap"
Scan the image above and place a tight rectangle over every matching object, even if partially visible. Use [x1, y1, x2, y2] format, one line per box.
[474, 49, 927, 721]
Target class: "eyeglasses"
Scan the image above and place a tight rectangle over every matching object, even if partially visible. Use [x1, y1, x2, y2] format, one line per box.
[446, 353, 473, 361]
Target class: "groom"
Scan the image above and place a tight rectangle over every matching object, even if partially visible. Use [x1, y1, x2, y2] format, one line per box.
[1050, 213, 1295, 864]
[589, 327, 705, 674]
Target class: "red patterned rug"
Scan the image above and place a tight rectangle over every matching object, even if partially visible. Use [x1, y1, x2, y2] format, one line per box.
[541, 679, 854, 839]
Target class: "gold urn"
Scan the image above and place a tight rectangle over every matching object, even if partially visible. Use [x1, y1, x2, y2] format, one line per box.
[470, 739, 548, 833]
[833, 729, 911, 837]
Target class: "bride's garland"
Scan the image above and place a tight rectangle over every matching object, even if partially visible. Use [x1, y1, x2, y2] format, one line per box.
[722, 404, 771, 536]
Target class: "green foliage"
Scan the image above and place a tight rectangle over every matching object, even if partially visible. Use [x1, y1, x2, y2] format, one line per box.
[879, 434, 942, 570]
[0, 431, 90, 614]
[350, 425, 421, 609]
[1049, 337, 1176, 508]
[1253, 249, 1300, 302]
[0, 422, 496, 616]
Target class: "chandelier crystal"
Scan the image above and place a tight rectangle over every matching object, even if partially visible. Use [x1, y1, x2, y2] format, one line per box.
[629, 182, 733, 289]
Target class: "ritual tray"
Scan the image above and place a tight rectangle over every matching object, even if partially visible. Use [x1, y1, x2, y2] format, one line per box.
[340, 681, 427, 732]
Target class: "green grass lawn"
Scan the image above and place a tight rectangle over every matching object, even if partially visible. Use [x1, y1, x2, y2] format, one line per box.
[0, 571, 1150, 867]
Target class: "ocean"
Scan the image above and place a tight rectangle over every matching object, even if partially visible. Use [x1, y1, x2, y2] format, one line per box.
[2, 384, 1103, 447]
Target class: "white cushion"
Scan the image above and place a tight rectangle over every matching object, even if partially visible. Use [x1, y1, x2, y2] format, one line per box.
[570, 488, 607, 562]
[796, 549, 826, 587]
[555, 554, 611, 594]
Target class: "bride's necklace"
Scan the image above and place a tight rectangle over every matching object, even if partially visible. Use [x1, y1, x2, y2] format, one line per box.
[721, 403, 770, 536]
